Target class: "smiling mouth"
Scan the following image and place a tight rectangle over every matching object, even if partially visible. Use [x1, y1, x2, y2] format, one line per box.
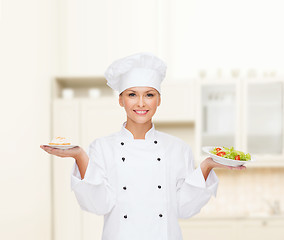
[134, 110, 149, 115]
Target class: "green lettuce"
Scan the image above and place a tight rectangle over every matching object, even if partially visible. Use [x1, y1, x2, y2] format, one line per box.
[210, 146, 251, 161]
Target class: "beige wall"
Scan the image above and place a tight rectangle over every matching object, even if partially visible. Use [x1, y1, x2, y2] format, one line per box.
[0, 0, 58, 239]
[199, 168, 284, 217]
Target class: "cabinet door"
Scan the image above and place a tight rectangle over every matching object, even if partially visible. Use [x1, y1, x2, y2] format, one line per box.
[81, 98, 125, 148]
[237, 219, 284, 240]
[154, 82, 195, 122]
[199, 82, 237, 149]
[52, 100, 82, 240]
[179, 220, 236, 240]
[106, 0, 160, 60]
[80, 97, 125, 240]
[60, 0, 109, 75]
[244, 81, 283, 155]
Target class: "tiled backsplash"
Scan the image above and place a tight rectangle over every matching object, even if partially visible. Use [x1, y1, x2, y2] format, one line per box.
[155, 125, 284, 218]
[197, 168, 284, 217]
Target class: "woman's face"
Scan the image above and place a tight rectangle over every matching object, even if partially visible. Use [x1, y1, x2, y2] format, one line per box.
[119, 87, 161, 124]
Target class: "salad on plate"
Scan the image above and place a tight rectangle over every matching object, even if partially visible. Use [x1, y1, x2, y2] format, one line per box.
[210, 146, 251, 161]
[202, 146, 253, 167]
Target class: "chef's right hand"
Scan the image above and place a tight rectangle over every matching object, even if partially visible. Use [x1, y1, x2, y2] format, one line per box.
[40, 145, 84, 159]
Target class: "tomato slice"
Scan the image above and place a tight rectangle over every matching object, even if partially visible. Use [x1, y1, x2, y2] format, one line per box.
[235, 155, 240, 160]
[216, 148, 222, 152]
[217, 151, 226, 157]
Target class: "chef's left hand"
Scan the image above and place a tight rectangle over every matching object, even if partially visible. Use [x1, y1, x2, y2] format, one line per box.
[202, 157, 246, 170]
[200, 157, 246, 181]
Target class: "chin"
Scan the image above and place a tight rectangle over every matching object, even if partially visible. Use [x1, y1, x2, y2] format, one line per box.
[133, 119, 152, 124]
[129, 116, 152, 124]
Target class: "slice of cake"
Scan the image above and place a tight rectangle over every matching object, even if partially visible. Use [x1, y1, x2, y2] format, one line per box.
[49, 137, 71, 145]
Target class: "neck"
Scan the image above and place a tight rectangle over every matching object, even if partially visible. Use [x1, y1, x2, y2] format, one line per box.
[125, 119, 153, 139]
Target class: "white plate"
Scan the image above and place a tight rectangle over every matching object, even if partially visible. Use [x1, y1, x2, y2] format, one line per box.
[202, 146, 253, 167]
[43, 144, 78, 150]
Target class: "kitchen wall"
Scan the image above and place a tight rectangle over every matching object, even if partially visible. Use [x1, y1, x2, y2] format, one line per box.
[0, 0, 58, 239]
[55, 0, 284, 78]
[199, 168, 284, 217]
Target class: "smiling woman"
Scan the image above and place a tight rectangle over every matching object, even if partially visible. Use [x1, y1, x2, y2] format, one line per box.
[41, 52, 245, 240]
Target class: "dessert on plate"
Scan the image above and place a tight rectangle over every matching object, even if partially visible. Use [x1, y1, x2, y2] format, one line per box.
[49, 136, 71, 145]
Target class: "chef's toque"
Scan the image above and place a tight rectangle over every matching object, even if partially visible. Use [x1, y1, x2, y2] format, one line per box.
[104, 52, 167, 94]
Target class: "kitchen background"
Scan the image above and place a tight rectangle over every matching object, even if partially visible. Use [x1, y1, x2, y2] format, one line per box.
[0, 0, 283, 240]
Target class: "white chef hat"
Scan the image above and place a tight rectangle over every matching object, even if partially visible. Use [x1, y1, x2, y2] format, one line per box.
[104, 52, 167, 94]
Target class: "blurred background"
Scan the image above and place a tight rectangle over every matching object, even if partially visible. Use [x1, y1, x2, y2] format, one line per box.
[0, 0, 283, 239]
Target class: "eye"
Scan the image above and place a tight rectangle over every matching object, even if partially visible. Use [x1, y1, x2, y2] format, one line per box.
[147, 93, 154, 97]
[128, 93, 136, 97]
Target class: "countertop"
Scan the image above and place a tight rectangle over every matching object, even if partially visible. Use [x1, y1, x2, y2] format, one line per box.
[179, 213, 284, 221]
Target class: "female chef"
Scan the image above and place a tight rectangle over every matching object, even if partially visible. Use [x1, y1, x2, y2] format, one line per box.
[41, 52, 245, 240]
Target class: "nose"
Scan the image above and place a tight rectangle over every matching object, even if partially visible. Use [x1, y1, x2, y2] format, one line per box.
[137, 96, 145, 107]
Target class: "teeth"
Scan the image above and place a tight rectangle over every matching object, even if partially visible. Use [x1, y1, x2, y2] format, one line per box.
[136, 110, 147, 113]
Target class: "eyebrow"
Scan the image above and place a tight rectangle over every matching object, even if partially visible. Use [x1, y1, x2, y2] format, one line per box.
[128, 90, 155, 93]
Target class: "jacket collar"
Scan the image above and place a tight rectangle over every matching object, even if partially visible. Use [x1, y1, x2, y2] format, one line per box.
[119, 121, 156, 141]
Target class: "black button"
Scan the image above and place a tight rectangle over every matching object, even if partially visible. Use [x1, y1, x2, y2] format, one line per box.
[121, 142, 124, 145]
[157, 158, 161, 161]
[154, 140, 158, 144]
[123, 186, 127, 190]
[124, 215, 127, 219]
[159, 214, 163, 217]
[122, 157, 125, 161]
[158, 185, 161, 189]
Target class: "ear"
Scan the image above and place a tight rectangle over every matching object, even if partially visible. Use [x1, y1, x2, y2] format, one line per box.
[119, 95, 124, 107]
[157, 94, 161, 107]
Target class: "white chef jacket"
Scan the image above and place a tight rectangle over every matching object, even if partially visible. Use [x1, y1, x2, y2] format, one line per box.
[71, 121, 219, 240]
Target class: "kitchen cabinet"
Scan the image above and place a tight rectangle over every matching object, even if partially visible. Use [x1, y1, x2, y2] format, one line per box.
[153, 82, 195, 123]
[58, 0, 109, 75]
[59, 0, 165, 75]
[242, 79, 284, 164]
[106, 0, 164, 58]
[195, 78, 284, 166]
[179, 217, 284, 240]
[179, 220, 235, 240]
[237, 218, 284, 240]
[80, 98, 125, 148]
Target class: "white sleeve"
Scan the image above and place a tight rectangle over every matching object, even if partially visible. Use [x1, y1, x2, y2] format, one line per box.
[176, 146, 219, 219]
[70, 139, 116, 215]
